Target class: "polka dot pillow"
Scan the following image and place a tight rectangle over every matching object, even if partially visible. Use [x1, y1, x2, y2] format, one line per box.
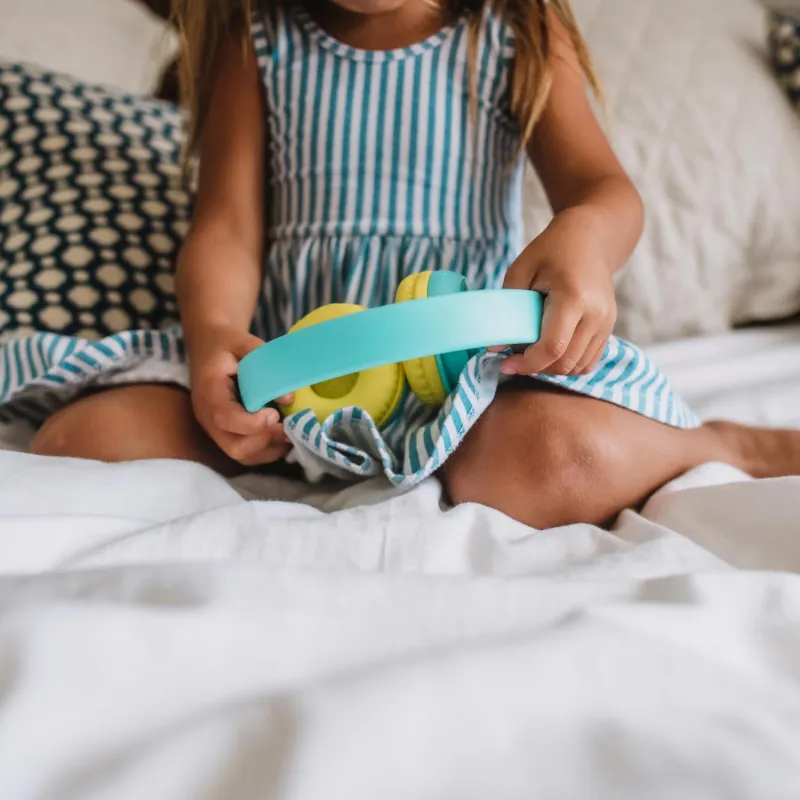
[0, 61, 192, 340]
[769, 11, 800, 110]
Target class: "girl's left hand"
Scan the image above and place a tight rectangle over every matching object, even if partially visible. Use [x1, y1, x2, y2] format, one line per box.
[499, 209, 618, 377]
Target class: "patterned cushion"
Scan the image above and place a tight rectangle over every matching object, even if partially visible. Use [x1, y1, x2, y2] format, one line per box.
[0, 61, 192, 340]
[769, 12, 800, 109]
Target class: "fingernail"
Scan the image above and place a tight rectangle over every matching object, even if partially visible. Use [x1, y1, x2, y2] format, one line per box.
[265, 409, 279, 424]
[500, 363, 515, 375]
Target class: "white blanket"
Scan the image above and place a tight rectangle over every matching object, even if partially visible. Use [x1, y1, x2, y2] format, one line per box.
[2, 327, 800, 799]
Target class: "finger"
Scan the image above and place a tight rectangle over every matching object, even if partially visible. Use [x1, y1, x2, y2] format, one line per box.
[229, 333, 267, 361]
[275, 393, 294, 406]
[201, 348, 240, 378]
[583, 336, 611, 374]
[203, 335, 265, 381]
[546, 319, 598, 376]
[502, 263, 533, 291]
[215, 425, 290, 465]
[217, 402, 281, 435]
[501, 293, 582, 376]
[573, 334, 609, 375]
[204, 375, 280, 435]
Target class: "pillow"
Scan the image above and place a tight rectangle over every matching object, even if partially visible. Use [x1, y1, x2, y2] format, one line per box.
[523, 0, 800, 344]
[131, 0, 182, 103]
[0, 61, 191, 340]
[768, 10, 800, 109]
[0, 0, 177, 96]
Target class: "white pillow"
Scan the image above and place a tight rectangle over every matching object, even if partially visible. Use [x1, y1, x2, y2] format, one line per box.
[0, 0, 176, 95]
[523, 0, 800, 344]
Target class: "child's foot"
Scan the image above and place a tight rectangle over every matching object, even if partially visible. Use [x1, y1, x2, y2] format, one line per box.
[706, 421, 800, 479]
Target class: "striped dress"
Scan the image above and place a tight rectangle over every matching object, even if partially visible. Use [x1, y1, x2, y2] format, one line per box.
[0, 2, 699, 486]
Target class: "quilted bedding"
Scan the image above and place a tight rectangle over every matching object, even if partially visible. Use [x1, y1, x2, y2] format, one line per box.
[2, 324, 800, 798]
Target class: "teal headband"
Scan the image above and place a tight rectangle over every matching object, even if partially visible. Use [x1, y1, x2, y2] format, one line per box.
[237, 289, 544, 413]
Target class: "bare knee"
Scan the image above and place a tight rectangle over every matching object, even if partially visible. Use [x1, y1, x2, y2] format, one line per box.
[442, 388, 616, 529]
[31, 385, 190, 462]
[31, 385, 231, 471]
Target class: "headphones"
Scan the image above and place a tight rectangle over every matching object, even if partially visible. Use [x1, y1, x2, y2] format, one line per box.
[238, 270, 543, 427]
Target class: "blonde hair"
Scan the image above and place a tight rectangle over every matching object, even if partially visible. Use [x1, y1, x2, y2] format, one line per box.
[172, 0, 601, 155]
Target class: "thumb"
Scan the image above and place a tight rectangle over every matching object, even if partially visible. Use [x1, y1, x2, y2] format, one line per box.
[230, 333, 266, 361]
[502, 262, 534, 291]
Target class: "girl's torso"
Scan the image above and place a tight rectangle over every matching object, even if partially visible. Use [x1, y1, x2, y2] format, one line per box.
[250, 1, 526, 340]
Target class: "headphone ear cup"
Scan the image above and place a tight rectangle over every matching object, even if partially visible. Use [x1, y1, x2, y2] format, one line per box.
[423, 271, 476, 396]
[395, 272, 449, 406]
[395, 271, 428, 304]
[403, 351, 449, 406]
[279, 304, 407, 428]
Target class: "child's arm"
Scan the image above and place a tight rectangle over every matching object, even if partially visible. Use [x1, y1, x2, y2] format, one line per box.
[502, 9, 644, 377]
[176, 33, 290, 466]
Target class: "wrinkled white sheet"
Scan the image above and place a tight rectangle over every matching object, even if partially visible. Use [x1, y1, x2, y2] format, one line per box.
[1, 326, 800, 799]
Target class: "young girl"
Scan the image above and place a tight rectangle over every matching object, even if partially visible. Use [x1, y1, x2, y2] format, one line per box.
[16, 0, 800, 527]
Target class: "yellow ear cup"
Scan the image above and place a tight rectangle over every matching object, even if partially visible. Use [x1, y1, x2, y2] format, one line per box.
[394, 272, 448, 406]
[279, 304, 406, 428]
[395, 271, 430, 304]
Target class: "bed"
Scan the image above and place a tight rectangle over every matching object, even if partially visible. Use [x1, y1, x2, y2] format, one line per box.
[2, 326, 800, 798]
[2, 0, 800, 797]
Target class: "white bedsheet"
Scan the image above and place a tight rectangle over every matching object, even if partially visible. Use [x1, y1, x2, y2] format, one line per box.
[1, 326, 800, 799]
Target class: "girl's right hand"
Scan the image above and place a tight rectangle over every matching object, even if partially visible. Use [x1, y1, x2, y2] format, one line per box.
[188, 325, 293, 466]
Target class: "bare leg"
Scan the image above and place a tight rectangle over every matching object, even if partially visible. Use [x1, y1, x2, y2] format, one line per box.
[442, 382, 800, 529]
[30, 384, 240, 476]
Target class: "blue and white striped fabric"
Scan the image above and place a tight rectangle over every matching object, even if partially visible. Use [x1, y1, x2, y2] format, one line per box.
[0, 327, 186, 425]
[0, 1, 700, 485]
[284, 342, 699, 487]
[249, 2, 525, 343]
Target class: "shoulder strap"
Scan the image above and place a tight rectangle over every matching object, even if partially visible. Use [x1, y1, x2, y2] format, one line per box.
[250, 1, 291, 71]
